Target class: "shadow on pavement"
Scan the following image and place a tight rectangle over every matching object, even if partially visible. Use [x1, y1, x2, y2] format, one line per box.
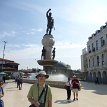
[81, 81, 107, 95]
[54, 99, 73, 104]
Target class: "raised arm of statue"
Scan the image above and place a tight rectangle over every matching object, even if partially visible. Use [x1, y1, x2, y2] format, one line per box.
[46, 9, 51, 17]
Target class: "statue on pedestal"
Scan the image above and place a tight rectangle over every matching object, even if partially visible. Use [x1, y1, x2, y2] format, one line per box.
[41, 47, 46, 60]
[52, 47, 55, 60]
[46, 9, 54, 35]
[37, 9, 58, 69]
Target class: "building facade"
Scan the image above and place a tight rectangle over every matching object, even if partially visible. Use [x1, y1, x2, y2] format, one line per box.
[81, 22, 107, 84]
[0, 58, 19, 73]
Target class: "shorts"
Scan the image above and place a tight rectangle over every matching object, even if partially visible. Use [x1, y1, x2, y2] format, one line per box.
[72, 89, 78, 93]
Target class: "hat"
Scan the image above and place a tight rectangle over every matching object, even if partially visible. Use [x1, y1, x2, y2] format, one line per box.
[73, 75, 76, 78]
[36, 71, 49, 79]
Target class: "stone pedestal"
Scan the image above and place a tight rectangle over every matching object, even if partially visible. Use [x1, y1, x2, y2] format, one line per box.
[37, 34, 58, 73]
[42, 34, 54, 59]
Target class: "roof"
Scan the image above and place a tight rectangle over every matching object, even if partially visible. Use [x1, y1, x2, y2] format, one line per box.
[0, 58, 19, 65]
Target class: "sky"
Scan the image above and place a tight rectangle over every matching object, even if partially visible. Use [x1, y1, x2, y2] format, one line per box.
[0, 0, 107, 70]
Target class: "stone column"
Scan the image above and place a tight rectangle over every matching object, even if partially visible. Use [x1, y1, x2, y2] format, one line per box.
[42, 34, 55, 60]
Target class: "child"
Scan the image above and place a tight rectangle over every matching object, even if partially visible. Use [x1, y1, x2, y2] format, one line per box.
[0, 81, 4, 107]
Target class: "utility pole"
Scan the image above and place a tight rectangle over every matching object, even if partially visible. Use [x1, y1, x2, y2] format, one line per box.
[1, 41, 7, 72]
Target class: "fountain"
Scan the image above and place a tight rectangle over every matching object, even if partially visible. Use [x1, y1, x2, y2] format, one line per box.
[37, 9, 58, 73]
[28, 73, 68, 82]
[23, 9, 67, 88]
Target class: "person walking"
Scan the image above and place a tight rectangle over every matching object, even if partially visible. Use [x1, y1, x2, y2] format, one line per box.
[27, 71, 52, 107]
[16, 75, 22, 90]
[71, 75, 80, 101]
[65, 77, 71, 101]
[0, 81, 4, 107]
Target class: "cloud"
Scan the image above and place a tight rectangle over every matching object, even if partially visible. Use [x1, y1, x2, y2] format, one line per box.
[3, 0, 107, 70]
[37, 28, 43, 32]
[5, 43, 42, 69]
[3, 41, 84, 69]
[55, 0, 107, 25]
[26, 28, 43, 36]
[0, 31, 17, 38]
[6, 1, 45, 15]
[6, 43, 41, 59]
[55, 41, 85, 49]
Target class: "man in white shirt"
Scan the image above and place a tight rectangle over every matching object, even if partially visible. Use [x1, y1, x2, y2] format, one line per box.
[65, 77, 72, 101]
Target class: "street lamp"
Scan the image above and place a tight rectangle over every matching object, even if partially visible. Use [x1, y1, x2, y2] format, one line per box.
[1, 41, 7, 72]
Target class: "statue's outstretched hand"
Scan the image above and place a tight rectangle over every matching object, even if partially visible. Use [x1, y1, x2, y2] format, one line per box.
[49, 9, 51, 11]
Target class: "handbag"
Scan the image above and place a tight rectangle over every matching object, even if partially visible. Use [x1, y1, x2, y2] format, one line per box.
[77, 84, 81, 91]
[64, 85, 67, 89]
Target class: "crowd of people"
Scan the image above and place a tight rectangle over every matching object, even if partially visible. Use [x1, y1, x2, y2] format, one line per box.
[0, 70, 81, 107]
[27, 71, 81, 107]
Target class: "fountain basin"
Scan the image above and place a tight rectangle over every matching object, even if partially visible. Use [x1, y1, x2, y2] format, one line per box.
[23, 79, 65, 89]
[37, 60, 58, 66]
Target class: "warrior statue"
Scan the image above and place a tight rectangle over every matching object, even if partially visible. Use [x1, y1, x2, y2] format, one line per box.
[46, 9, 54, 35]
[41, 47, 46, 60]
[52, 47, 55, 60]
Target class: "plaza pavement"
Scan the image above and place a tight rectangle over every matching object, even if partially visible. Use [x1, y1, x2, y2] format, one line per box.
[2, 80, 107, 107]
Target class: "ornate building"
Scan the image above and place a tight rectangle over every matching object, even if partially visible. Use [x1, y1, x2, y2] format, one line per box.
[81, 22, 107, 84]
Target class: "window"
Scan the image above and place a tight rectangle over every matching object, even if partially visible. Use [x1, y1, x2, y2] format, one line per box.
[92, 43, 94, 49]
[89, 59, 90, 68]
[100, 37, 103, 47]
[96, 40, 98, 50]
[92, 58, 94, 67]
[92, 43, 95, 52]
[88, 45, 91, 53]
[102, 54, 104, 65]
[97, 56, 99, 66]
[106, 34, 107, 39]
[100, 37, 105, 47]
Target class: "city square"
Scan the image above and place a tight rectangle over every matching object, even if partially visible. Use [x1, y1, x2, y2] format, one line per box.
[0, 1, 107, 107]
[3, 80, 107, 107]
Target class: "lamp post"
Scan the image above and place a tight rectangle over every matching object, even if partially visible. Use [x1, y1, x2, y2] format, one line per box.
[1, 41, 7, 72]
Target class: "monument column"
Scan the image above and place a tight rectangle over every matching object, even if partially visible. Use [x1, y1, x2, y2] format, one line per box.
[37, 9, 57, 73]
[42, 34, 54, 59]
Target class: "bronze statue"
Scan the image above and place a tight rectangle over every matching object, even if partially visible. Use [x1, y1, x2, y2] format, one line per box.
[41, 47, 46, 60]
[52, 47, 55, 59]
[46, 9, 54, 35]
